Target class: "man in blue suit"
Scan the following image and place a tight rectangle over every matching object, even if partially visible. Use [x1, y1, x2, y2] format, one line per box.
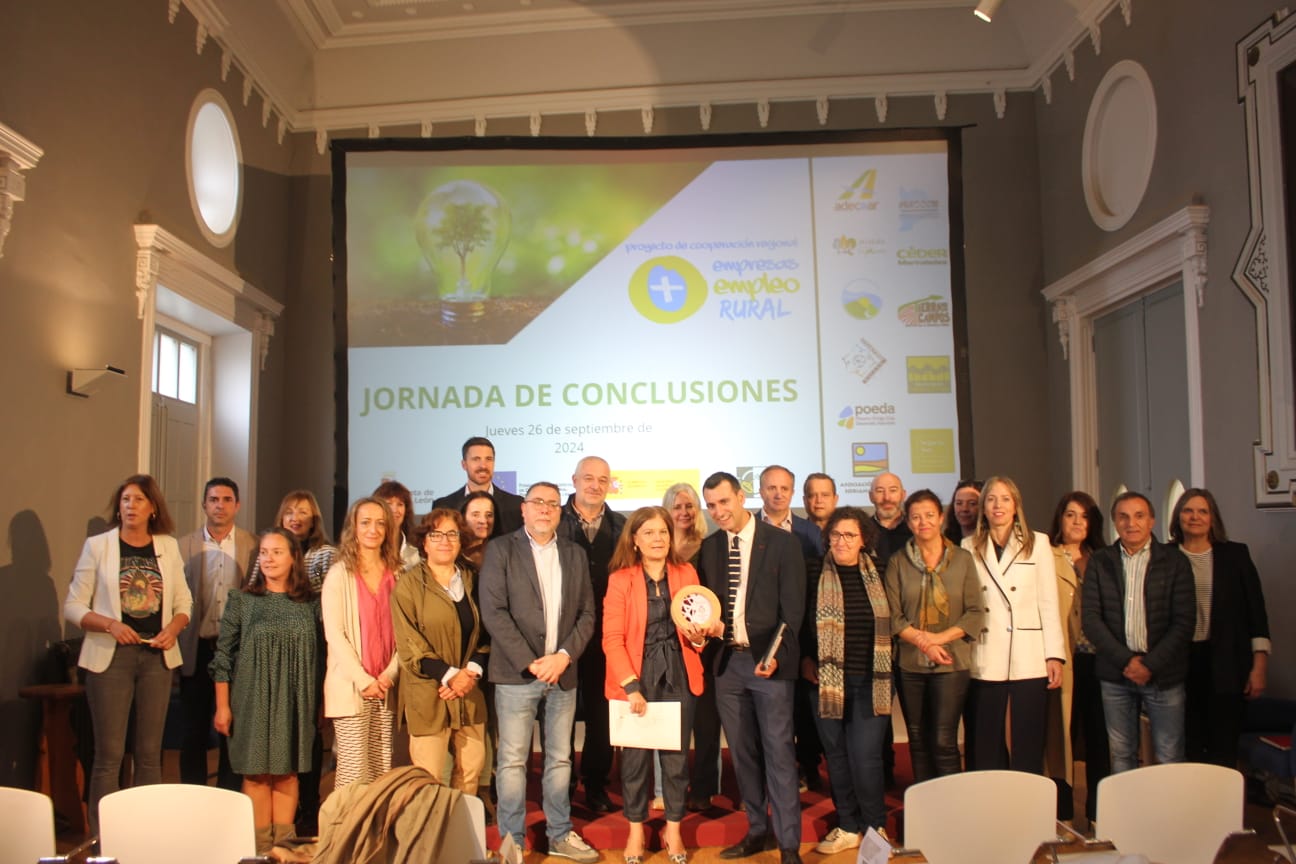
[700, 471, 807, 864]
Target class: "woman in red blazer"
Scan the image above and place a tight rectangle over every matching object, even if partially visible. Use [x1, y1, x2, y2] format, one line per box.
[604, 506, 722, 864]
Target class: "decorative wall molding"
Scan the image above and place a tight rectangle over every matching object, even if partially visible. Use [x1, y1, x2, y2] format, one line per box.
[0, 122, 44, 259]
[1234, 9, 1296, 507]
[173, 0, 1136, 152]
[1043, 205, 1209, 495]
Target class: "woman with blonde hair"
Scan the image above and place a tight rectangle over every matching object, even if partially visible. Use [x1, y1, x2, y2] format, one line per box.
[663, 483, 706, 564]
[962, 476, 1066, 773]
[322, 496, 404, 787]
[251, 490, 337, 592]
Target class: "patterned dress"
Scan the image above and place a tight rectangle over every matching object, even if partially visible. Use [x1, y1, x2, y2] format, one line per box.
[210, 589, 322, 774]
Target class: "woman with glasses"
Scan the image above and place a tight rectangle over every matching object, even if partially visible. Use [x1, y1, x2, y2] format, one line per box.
[963, 476, 1065, 773]
[391, 509, 489, 792]
[322, 497, 404, 787]
[884, 490, 983, 781]
[603, 506, 717, 864]
[802, 507, 893, 855]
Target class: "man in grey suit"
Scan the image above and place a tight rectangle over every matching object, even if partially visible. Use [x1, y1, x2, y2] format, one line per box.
[479, 481, 598, 864]
[177, 476, 256, 789]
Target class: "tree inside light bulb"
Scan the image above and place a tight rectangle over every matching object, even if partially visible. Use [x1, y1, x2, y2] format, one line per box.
[414, 180, 512, 325]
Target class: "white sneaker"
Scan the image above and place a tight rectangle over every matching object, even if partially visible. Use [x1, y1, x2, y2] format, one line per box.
[549, 830, 599, 863]
[815, 828, 863, 855]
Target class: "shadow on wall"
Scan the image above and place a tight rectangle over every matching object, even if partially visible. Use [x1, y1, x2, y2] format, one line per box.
[0, 510, 64, 788]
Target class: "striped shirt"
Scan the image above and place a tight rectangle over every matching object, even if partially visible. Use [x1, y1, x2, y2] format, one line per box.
[1121, 540, 1152, 652]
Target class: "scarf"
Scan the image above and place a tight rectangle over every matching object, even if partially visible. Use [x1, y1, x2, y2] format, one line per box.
[905, 538, 954, 631]
[816, 554, 892, 719]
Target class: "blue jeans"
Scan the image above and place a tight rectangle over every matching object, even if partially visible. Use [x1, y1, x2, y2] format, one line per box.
[1099, 679, 1186, 773]
[813, 675, 890, 834]
[494, 679, 577, 846]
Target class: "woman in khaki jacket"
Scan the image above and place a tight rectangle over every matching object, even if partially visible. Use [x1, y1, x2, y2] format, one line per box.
[391, 508, 489, 793]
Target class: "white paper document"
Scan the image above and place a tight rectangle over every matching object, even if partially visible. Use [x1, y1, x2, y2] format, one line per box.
[608, 699, 682, 750]
[856, 827, 891, 864]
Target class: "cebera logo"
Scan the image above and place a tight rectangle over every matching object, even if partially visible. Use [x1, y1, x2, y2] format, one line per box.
[628, 256, 708, 324]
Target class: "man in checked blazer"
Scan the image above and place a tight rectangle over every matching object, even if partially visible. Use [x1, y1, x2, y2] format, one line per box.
[479, 481, 598, 863]
[698, 471, 807, 864]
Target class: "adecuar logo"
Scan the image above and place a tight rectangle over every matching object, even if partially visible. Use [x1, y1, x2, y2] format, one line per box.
[629, 256, 708, 323]
[836, 169, 880, 212]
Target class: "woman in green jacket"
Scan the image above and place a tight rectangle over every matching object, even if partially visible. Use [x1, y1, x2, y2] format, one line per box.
[391, 508, 489, 793]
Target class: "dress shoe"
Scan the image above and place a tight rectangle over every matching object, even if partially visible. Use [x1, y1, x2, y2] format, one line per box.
[685, 793, 712, 812]
[780, 849, 803, 864]
[585, 788, 615, 813]
[720, 834, 771, 859]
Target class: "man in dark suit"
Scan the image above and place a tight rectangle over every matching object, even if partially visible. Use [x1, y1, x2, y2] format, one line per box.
[177, 477, 256, 791]
[1082, 491, 1195, 773]
[558, 455, 626, 812]
[431, 436, 524, 536]
[757, 464, 823, 793]
[479, 481, 598, 863]
[700, 471, 807, 864]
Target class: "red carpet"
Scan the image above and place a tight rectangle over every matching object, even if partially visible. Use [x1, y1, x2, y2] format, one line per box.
[486, 746, 913, 853]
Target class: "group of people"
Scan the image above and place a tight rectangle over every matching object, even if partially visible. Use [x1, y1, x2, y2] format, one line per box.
[63, 438, 1273, 860]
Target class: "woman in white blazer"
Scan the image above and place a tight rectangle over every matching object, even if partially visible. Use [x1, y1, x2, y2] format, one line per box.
[321, 496, 403, 788]
[961, 475, 1065, 774]
[63, 474, 193, 832]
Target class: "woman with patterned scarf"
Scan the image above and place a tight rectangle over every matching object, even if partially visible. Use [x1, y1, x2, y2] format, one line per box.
[801, 506, 895, 856]
[883, 490, 984, 782]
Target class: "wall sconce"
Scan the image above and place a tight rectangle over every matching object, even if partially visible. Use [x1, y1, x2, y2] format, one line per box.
[67, 365, 126, 398]
[974, 0, 1003, 22]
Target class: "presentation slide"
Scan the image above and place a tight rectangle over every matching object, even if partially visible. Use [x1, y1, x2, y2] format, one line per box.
[343, 139, 961, 512]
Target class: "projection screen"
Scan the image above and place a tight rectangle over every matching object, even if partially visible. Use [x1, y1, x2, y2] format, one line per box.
[338, 132, 967, 512]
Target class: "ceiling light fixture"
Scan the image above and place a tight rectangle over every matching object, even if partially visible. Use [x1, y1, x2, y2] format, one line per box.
[974, 0, 1003, 23]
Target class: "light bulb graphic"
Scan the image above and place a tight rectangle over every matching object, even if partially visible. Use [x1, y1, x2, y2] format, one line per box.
[414, 180, 511, 326]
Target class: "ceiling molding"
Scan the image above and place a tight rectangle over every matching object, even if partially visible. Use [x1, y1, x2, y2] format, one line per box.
[186, 0, 1133, 145]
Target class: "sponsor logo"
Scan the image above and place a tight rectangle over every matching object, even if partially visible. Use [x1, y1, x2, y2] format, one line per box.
[852, 442, 890, 477]
[628, 256, 708, 324]
[835, 169, 881, 212]
[837, 403, 897, 429]
[897, 295, 951, 326]
[906, 355, 951, 394]
[910, 429, 955, 474]
[842, 338, 886, 384]
[735, 466, 761, 497]
[899, 187, 941, 231]
[896, 246, 949, 266]
[832, 234, 887, 256]
[842, 278, 883, 320]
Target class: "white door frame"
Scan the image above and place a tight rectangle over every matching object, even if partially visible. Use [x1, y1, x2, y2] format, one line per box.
[1042, 205, 1208, 496]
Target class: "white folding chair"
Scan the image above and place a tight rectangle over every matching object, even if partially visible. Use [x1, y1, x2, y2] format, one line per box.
[98, 784, 257, 864]
[903, 769, 1057, 864]
[1095, 762, 1244, 864]
[438, 793, 487, 864]
[0, 786, 55, 864]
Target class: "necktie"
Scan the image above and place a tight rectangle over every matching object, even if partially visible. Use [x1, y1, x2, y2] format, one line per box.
[726, 534, 741, 643]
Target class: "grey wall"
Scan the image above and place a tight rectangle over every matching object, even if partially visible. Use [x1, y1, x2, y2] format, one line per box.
[0, 2, 295, 786]
[1035, 0, 1294, 695]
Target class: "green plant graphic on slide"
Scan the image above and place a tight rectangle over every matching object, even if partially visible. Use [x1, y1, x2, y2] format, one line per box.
[348, 162, 706, 346]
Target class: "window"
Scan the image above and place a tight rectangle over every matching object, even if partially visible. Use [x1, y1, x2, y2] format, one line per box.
[185, 90, 242, 246]
[152, 329, 198, 404]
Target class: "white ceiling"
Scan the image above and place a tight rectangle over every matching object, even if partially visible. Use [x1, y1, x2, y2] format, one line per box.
[185, 0, 1126, 141]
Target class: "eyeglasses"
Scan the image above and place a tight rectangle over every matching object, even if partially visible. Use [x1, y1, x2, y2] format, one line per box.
[524, 499, 562, 511]
[425, 530, 461, 543]
[828, 531, 861, 543]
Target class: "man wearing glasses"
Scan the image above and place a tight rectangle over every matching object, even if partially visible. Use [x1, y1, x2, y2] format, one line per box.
[479, 482, 599, 864]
